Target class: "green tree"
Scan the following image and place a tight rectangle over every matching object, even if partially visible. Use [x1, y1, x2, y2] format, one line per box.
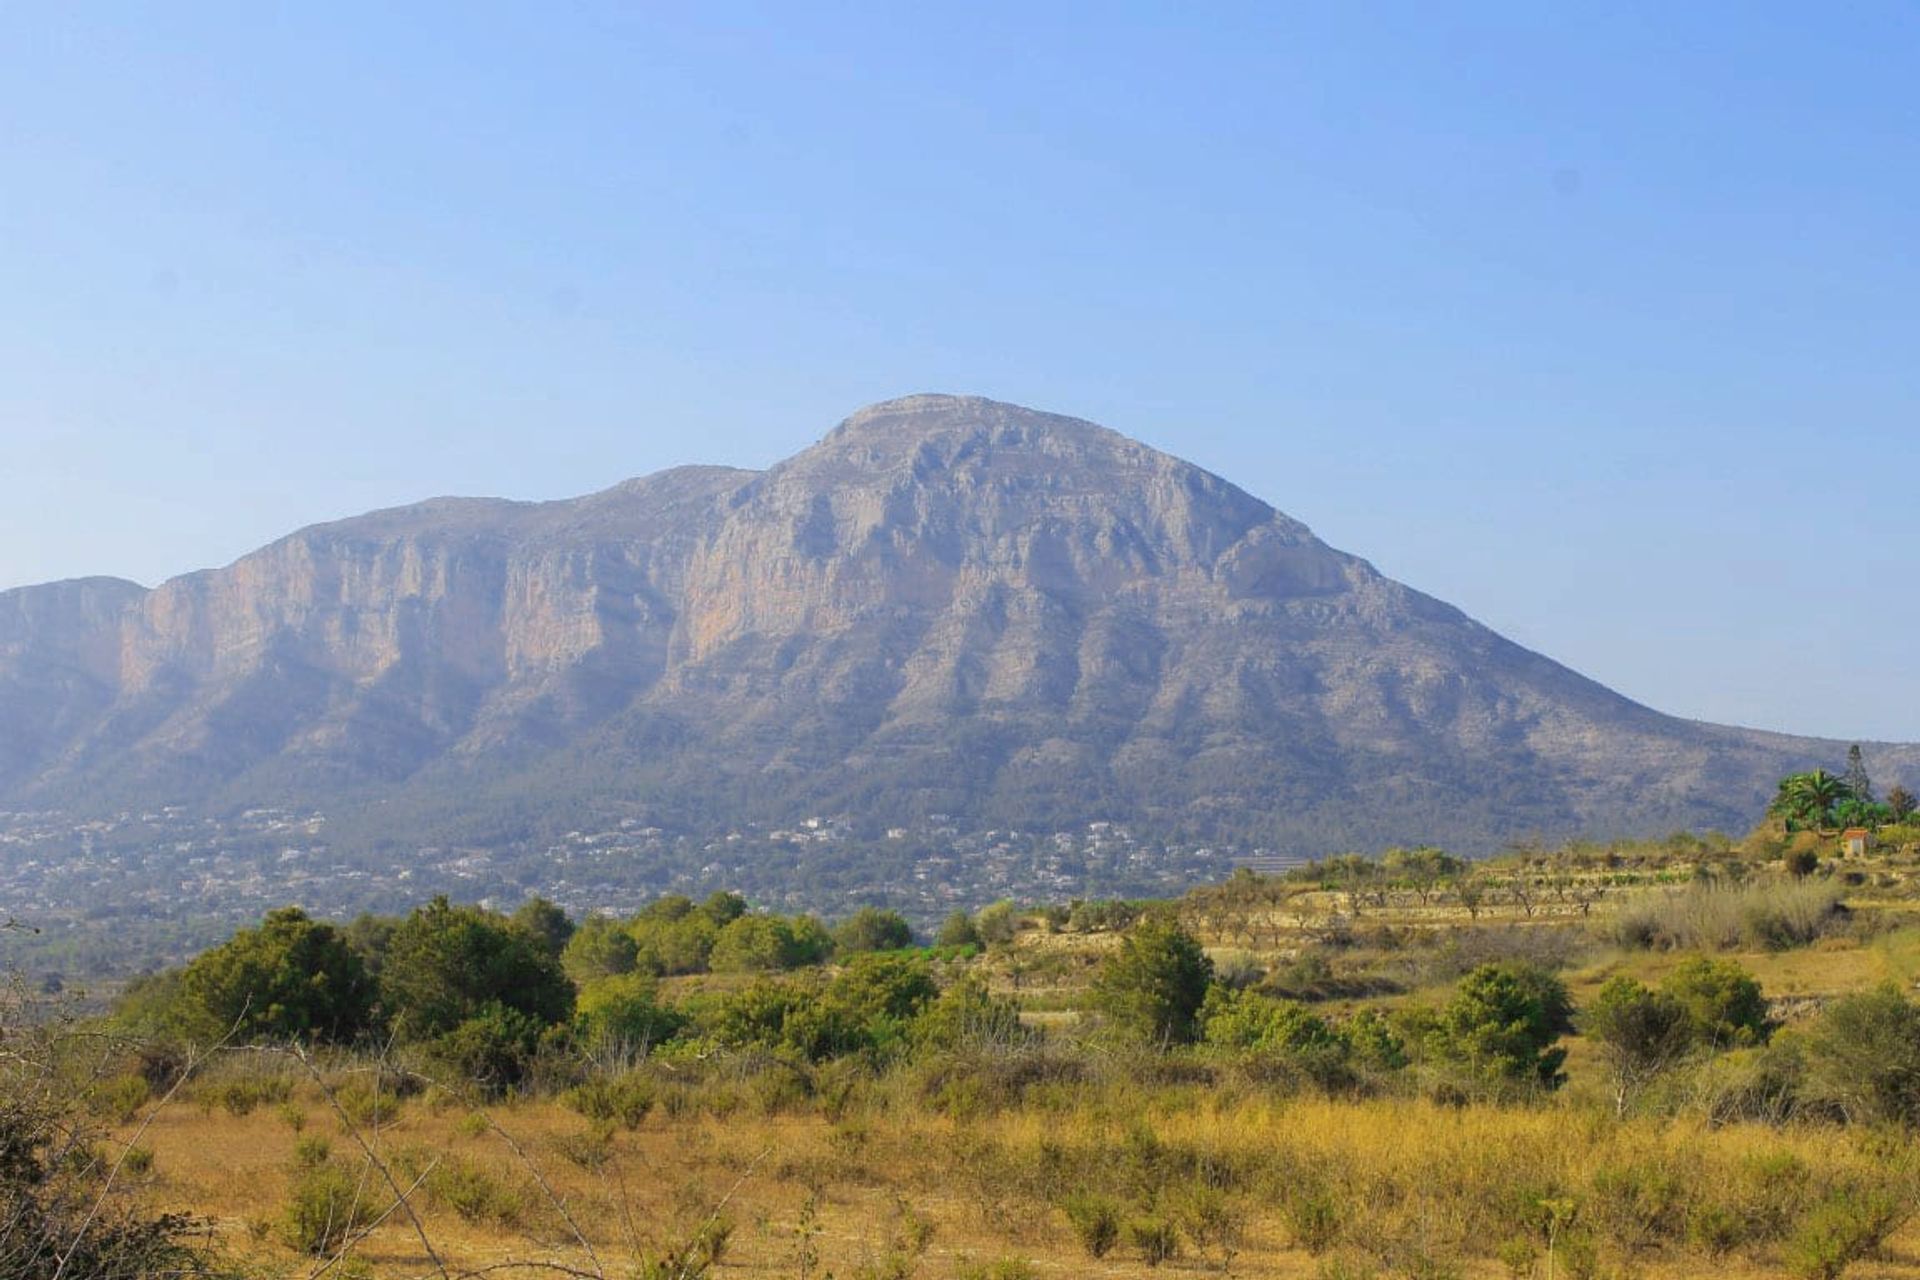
[700, 891, 749, 925]
[629, 902, 721, 975]
[510, 897, 575, 958]
[1661, 955, 1768, 1048]
[561, 915, 640, 983]
[174, 907, 376, 1044]
[833, 907, 914, 954]
[974, 900, 1019, 945]
[380, 897, 574, 1044]
[1584, 976, 1690, 1115]
[1427, 962, 1572, 1088]
[709, 914, 833, 973]
[1090, 918, 1214, 1045]
[1844, 744, 1876, 805]
[935, 910, 981, 948]
[786, 954, 939, 1060]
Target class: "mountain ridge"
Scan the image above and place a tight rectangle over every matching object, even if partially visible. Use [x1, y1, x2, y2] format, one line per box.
[2, 394, 1912, 856]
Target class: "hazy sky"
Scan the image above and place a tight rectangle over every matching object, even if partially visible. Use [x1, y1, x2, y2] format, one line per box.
[2, 4, 1914, 742]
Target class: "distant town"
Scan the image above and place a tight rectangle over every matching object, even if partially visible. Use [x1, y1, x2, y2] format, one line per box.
[0, 804, 1267, 980]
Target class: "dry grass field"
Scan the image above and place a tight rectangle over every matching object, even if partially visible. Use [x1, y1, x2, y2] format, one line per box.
[112, 1068, 1920, 1280]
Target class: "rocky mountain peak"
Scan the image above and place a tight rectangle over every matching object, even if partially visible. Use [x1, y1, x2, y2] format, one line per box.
[0, 396, 1913, 858]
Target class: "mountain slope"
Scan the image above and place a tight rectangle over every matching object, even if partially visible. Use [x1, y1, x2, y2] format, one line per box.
[2, 394, 1912, 853]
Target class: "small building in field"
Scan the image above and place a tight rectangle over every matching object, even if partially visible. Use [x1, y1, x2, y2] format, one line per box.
[1841, 827, 1873, 857]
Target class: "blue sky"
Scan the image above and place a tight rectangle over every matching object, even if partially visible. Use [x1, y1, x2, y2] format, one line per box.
[1, 4, 1914, 742]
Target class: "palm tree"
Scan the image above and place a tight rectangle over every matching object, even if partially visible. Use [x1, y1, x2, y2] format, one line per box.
[1769, 769, 1853, 831]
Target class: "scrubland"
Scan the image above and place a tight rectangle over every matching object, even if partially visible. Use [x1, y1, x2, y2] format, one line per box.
[13, 825, 1920, 1279]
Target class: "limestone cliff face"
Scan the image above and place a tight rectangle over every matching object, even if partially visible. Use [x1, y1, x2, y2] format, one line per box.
[1, 395, 1912, 850]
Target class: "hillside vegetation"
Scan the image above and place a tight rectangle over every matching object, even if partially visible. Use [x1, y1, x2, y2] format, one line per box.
[12, 820, 1920, 1278]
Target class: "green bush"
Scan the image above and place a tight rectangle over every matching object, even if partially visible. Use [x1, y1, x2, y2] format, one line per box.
[87, 1074, 152, 1124]
[1801, 983, 1920, 1125]
[565, 1072, 658, 1129]
[1424, 962, 1572, 1088]
[1091, 918, 1213, 1045]
[292, 1134, 332, 1168]
[1661, 955, 1770, 1048]
[424, 1155, 523, 1226]
[834, 907, 914, 954]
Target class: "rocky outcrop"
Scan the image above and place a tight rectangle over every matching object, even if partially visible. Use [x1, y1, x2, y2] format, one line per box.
[1, 395, 1912, 852]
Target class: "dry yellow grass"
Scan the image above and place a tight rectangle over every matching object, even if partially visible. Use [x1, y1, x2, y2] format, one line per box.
[115, 1074, 1920, 1279]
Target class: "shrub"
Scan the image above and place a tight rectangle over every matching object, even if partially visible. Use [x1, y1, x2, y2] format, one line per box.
[292, 1134, 332, 1168]
[1800, 983, 1920, 1125]
[334, 1076, 404, 1127]
[566, 1072, 658, 1129]
[425, 1155, 523, 1226]
[422, 1003, 549, 1094]
[1784, 1188, 1905, 1280]
[208, 1074, 292, 1117]
[1609, 881, 1843, 951]
[574, 972, 687, 1059]
[1174, 1182, 1245, 1268]
[1129, 1216, 1180, 1266]
[552, 1121, 616, 1170]
[1282, 1183, 1344, 1254]
[87, 1073, 152, 1123]
[834, 907, 914, 954]
[1062, 1192, 1122, 1258]
[121, 1144, 155, 1176]
[280, 1160, 379, 1254]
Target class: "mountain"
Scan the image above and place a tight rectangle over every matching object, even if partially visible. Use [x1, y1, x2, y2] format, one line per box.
[2, 394, 1913, 857]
